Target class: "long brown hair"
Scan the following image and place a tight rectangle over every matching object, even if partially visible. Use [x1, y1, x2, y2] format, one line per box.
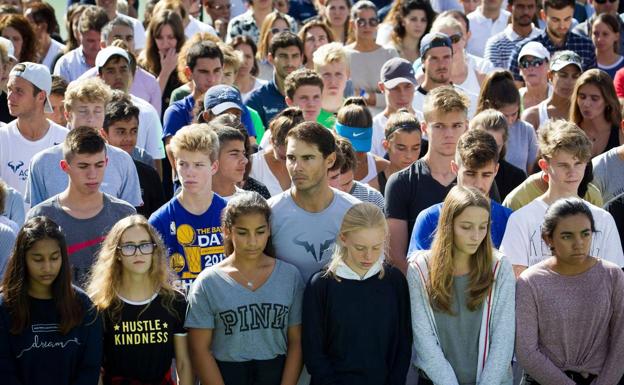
[1, 216, 83, 334]
[428, 186, 494, 313]
[570, 68, 622, 128]
[0, 14, 38, 62]
[257, 11, 292, 62]
[86, 215, 181, 325]
[139, 10, 185, 76]
[221, 192, 274, 257]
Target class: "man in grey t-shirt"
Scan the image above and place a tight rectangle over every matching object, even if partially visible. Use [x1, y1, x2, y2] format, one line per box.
[27, 128, 135, 286]
[268, 122, 359, 282]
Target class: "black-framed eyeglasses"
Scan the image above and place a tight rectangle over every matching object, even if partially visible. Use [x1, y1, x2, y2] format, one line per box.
[117, 243, 156, 256]
[356, 17, 379, 27]
[449, 33, 463, 44]
[519, 57, 547, 68]
[271, 27, 290, 35]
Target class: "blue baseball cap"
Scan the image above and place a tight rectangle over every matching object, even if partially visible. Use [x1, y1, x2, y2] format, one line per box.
[419, 32, 453, 58]
[203, 84, 243, 115]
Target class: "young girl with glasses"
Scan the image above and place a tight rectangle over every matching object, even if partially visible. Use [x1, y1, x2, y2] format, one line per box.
[87, 215, 192, 385]
[185, 191, 304, 385]
[0, 216, 102, 385]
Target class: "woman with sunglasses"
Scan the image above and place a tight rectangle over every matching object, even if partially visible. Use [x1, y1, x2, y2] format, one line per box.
[256, 11, 294, 81]
[345, 1, 398, 115]
[0, 216, 102, 385]
[592, 13, 624, 79]
[517, 42, 552, 111]
[87, 215, 192, 385]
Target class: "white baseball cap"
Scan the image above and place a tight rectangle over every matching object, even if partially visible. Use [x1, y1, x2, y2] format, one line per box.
[95, 46, 130, 69]
[0, 37, 17, 61]
[10, 62, 53, 113]
[518, 41, 550, 62]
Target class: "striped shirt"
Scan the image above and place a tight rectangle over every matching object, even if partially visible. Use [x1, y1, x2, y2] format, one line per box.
[485, 25, 543, 69]
[350, 181, 385, 212]
[509, 31, 596, 81]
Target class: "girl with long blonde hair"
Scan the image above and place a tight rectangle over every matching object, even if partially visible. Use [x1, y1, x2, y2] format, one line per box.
[407, 185, 515, 385]
[185, 191, 303, 385]
[302, 202, 412, 384]
[87, 215, 192, 385]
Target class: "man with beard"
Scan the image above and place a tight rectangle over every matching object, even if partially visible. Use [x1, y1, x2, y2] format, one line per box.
[484, 0, 543, 69]
[508, 0, 596, 82]
[412, 33, 478, 118]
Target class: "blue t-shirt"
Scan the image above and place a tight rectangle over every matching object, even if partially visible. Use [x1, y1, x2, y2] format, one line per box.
[149, 194, 227, 293]
[408, 200, 512, 253]
[246, 78, 286, 128]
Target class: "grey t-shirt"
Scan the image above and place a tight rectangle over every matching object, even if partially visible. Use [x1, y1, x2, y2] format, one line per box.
[27, 193, 136, 285]
[433, 274, 484, 385]
[25, 143, 143, 207]
[185, 259, 304, 362]
[268, 189, 360, 281]
[592, 146, 624, 202]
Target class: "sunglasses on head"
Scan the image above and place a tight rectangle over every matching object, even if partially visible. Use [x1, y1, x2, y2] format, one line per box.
[356, 17, 379, 27]
[519, 57, 546, 68]
[449, 33, 463, 44]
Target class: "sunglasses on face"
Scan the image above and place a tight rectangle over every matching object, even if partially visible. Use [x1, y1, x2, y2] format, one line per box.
[356, 17, 379, 27]
[271, 27, 290, 35]
[519, 57, 546, 68]
[449, 33, 463, 44]
[594, 0, 617, 4]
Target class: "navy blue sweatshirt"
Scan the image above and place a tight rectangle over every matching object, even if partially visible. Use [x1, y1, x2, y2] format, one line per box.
[302, 266, 413, 385]
[0, 287, 102, 385]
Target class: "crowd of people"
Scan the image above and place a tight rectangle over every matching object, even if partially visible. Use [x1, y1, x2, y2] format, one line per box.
[0, 0, 623, 384]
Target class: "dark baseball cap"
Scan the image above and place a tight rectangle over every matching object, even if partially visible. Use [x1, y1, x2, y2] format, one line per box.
[203, 85, 244, 115]
[380, 57, 417, 89]
[419, 32, 453, 58]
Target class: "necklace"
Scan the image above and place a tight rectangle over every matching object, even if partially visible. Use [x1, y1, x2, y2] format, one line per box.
[235, 267, 255, 288]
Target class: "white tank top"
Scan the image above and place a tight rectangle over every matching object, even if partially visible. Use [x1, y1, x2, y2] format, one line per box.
[359, 153, 378, 184]
[537, 100, 550, 129]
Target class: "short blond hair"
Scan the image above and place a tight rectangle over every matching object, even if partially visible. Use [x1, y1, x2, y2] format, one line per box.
[219, 43, 243, 74]
[537, 120, 591, 163]
[431, 15, 463, 35]
[64, 77, 112, 112]
[313, 42, 350, 70]
[169, 123, 219, 162]
[423, 86, 469, 121]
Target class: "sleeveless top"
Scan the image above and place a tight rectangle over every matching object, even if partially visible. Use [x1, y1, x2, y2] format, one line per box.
[537, 100, 550, 130]
[359, 153, 378, 184]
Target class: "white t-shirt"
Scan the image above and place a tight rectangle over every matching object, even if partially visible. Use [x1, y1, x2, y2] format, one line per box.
[42, 39, 65, 72]
[371, 112, 388, 158]
[0, 120, 68, 195]
[185, 16, 217, 40]
[130, 94, 166, 159]
[500, 198, 624, 267]
[117, 12, 146, 50]
[249, 150, 286, 197]
[466, 7, 511, 58]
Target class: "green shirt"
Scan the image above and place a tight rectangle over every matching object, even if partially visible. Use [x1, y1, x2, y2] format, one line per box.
[170, 84, 192, 105]
[317, 109, 336, 129]
[248, 106, 265, 144]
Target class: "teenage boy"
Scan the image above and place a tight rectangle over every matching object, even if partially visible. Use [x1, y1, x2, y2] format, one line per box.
[149, 124, 226, 293]
[508, 0, 596, 82]
[163, 41, 223, 170]
[412, 32, 478, 118]
[102, 93, 165, 218]
[96, 46, 165, 173]
[328, 136, 385, 211]
[27, 127, 136, 286]
[210, 123, 248, 201]
[501, 120, 624, 277]
[372, 57, 417, 157]
[313, 42, 350, 128]
[285, 68, 323, 123]
[54, 5, 109, 82]
[466, 0, 511, 57]
[246, 32, 304, 128]
[46, 75, 68, 127]
[484, 0, 543, 69]
[25, 77, 142, 208]
[269, 121, 360, 281]
[386, 86, 469, 273]
[0, 63, 68, 196]
[408, 129, 512, 252]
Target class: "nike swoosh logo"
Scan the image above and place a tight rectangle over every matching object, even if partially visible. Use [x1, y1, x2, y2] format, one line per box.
[353, 131, 368, 137]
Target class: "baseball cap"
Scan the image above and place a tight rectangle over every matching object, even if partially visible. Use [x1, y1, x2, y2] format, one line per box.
[0, 37, 16, 61]
[518, 41, 550, 62]
[203, 85, 243, 115]
[550, 50, 583, 72]
[10, 62, 53, 113]
[95, 46, 130, 69]
[380, 57, 416, 89]
[419, 32, 453, 58]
